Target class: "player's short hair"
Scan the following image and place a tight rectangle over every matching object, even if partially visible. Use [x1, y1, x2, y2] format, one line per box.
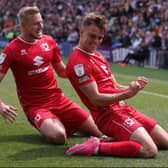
[81, 12, 107, 33]
[17, 6, 40, 23]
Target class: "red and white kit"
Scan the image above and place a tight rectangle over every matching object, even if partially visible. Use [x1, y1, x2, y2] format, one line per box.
[0, 36, 89, 134]
[66, 47, 157, 140]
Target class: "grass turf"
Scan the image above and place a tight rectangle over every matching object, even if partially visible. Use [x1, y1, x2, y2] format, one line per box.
[0, 57, 168, 167]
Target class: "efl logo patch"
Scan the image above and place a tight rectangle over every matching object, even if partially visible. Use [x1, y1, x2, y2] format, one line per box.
[74, 64, 85, 77]
[79, 75, 89, 83]
[0, 53, 6, 64]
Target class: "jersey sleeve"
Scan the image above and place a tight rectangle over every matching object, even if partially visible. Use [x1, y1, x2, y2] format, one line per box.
[67, 60, 95, 87]
[0, 45, 13, 74]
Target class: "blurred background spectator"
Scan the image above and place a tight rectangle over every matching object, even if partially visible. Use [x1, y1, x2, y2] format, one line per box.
[0, 0, 168, 68]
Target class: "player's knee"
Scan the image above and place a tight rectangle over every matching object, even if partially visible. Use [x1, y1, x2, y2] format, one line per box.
[53, 129, 66, 144]
[140, 145, 158, 158]
[46, 129, 66, 144]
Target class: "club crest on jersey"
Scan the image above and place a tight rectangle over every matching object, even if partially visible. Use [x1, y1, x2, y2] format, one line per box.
[0, 53, 6, 64]
[124, 117, 135, 126]
[40, 43, 50, 51]
[74, 64, 85, 77]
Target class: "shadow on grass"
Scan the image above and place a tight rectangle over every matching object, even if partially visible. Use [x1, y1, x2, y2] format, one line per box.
[0, 134, 44, 145]
[0, 132, 88, 145]
[8, 145, 66, 161]
[1, 133, 86, 161]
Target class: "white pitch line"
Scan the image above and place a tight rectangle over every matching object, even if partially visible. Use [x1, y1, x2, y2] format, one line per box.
[141, 90, 168, 99]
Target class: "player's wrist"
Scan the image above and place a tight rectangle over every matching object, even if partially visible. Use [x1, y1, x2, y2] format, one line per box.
[122, 90, 132, 100]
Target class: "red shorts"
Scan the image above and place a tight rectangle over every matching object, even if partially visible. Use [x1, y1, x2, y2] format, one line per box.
[93, 104, 157, 141]
[25, 95, 89, 135]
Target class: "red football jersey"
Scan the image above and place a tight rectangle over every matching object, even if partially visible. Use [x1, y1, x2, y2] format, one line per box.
[66, 47, 120, 113]
[0, 35, 62, 109]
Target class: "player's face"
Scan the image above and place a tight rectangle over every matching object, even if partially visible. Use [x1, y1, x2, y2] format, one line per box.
[23, 13, 43, 40]
[80, 24, 104, 52]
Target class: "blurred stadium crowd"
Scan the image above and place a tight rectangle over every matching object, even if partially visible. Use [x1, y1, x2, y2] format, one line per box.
[0, 0, 168, 68]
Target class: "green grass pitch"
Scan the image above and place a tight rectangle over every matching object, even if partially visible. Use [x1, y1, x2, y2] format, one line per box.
[0, 57, 168, 167]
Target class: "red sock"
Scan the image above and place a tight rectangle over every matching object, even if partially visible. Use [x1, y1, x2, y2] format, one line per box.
[99, 141, 141, 157]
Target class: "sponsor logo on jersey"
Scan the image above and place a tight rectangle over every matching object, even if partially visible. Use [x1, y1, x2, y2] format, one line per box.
[0, 53, 6, 64]
[33, 56, 44, 66]
[20, 49, 27, 55]
[40, 43, 50, 51]
[28, 66, 49, 76]
[74, 64, 85, 77]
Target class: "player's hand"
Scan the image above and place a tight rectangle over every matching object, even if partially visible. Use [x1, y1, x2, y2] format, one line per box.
[129, 81, 140, 93]
[0, 102, 18, 123]
[125, 81, 141, 98]
[136, 76, 148, 89]
[125, 76, 148, 99]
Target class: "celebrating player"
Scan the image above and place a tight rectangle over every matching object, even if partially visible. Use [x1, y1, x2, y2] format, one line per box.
[66, 12, 168, 157]
[0, 6, 104, 144]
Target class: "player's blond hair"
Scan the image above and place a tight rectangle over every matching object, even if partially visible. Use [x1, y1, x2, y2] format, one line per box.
[17, 6, 40, 23]
[81, 12, 107, 33]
